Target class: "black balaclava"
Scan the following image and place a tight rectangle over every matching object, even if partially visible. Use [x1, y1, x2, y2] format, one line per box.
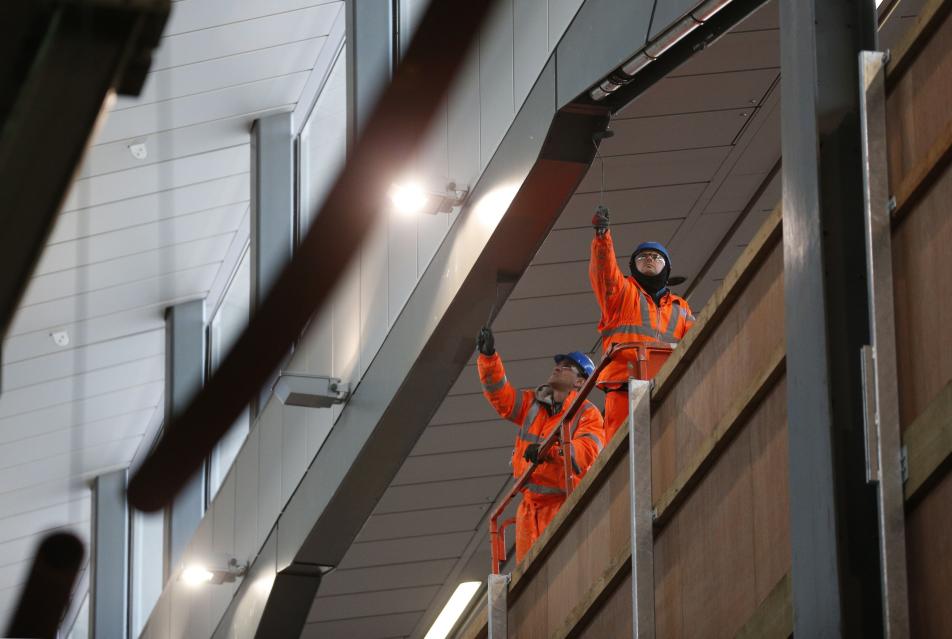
[631, 256, 670, 305]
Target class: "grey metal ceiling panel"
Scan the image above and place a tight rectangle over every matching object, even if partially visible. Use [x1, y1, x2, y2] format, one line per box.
[704, 172, 771, 214]
[392, 448, 511, 486]
[301, 611, 421, 639]
[309, 584, 440, 623]
[615, 68, 778, 119]
[337, 532, 475, 570]
[555, 0, 654, 107]
[373, 476, 509, 514]
[492, 292, 600, 332]
[729, 102, 781, 174]
[599, 108, 753, 156]
[670, 29, 780, 77]
[554, 183, 706, 229]
[649, 0, 698, 40]
[670, 211, 739, 280]
[534, 219, 682, 264]
[164, 0, 334, 36]
[575, 146, 731, 192]
[733, 0, 778, 31]
[410, 422, 517, 456]
[318, 559, 457, 597]
[356, 505, 491, 543]
[508, 259, 622, 300]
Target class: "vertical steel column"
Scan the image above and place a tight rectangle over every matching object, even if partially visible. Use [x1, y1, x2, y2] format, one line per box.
[90, 469, 128, 639]
[250, 112, 295, 413]
[779, 0, 883, 636]
[164, 299, 205, 577]
[628, 378, 653, 639]
[487, 572, 510, 638]
[346, 0, 395, 144]
[859, 50, 911, 637]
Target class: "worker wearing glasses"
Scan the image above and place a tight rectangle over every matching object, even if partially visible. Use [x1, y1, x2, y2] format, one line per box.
[475, 326, 605, 563]
[590, 205, 695, 440]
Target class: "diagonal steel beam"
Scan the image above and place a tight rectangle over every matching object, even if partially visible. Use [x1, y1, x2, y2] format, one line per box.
[128, 0, 498, 511]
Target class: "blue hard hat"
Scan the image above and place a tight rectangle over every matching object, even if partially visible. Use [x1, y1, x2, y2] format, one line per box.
[554, 351, 596, 378]
[630, 241, 671, 276]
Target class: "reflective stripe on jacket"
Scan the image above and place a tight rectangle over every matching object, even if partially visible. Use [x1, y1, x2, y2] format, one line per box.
[589, 230, 695, 385]
[477, 353, 605, 495]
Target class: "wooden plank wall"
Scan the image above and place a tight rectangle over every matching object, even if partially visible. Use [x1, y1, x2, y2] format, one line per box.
[887, 2, 952, 636]
[455, 5, 952, 637]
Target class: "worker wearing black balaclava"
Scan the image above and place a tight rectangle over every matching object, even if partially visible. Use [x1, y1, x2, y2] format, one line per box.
[590, 206, 696, 440]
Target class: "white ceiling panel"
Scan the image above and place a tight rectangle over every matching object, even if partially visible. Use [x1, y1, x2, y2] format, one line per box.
[301, 612, 422, 639]
[533, 219, 682, 264]
[337, 532, 476, 571]
[4, 308, 168, 364]
[319, 561, 456, 598]
[374, 476, 509, 515]
[62, 145, 247, 212]
[392, 448, 512, 486]
[0, 410, 152, 470]
[616, 69, 778, 119]
[0, 497, 90, 545]
[554, 183, 706, 229]
[410, 422, 522, 457]
[0, 522, 87, 569]
[36, 207, 242, 276]
[79, 118, 253, 179]
[152, 4, 340, 70]
[0, 476, 102, 521]
[0, 559, 31, 591]
[670, 29, 780, 77]
[0, 383, 163, 447]
[599, 108, 753, 156]
[309, 585, 439, 623]
[96, 73, 309, 144]
[575, 146, 731, 192]
[163, 0, 336, 36]
[356, 506, 491, 544]
[0, 437, 141, 498]
[114, 38, 325, 110]
[51, 175, 249, 244]
[20, 234, 234, 307]
[0, 356, 163, 419]
[9, 265, 218, 336]
[429, 395, 502, 427]
[2, 330, 163, 391]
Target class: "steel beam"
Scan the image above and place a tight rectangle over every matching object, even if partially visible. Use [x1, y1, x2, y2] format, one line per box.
[628, 379, 654, 639]
[346, 0, 395, 141]
[164, 300, 205, 577]
[779, 0, 883, 636]
[91, 470, 129, 639]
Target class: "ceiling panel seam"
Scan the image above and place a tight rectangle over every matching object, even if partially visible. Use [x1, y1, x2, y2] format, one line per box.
[74, 145, 250, 181]
[151, 35, 331, 74]
[162, 1, 341, 38]
[61, 171, 250, 214]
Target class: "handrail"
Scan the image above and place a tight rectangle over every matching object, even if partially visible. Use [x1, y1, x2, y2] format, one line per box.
[489, 341, 673, 574]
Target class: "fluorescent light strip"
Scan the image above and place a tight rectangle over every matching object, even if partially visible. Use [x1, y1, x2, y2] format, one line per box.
[424, 581, 482, 639]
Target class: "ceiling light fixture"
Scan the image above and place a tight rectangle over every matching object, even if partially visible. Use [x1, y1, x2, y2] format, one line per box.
[423, 581, 482, 639]
[389, 181, 469, 215]
[590, 0, 738, 102]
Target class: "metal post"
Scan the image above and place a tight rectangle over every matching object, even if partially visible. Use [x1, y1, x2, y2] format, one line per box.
[346, 0, 395, 144]
[487, 572, 510, 638]
[859, 49, 911, 638]
[164, 299, 205, 578]
[780, 0, 883, 636]
[91, 469, 128, 639]
[628, 379, 653, 639]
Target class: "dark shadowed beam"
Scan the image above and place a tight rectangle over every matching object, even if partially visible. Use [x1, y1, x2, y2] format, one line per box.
[779, 0, 884, 636]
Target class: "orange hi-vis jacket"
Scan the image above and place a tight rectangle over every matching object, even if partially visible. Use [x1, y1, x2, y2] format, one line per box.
[589, 230, 695, 386]
[477, 353, 605, 494]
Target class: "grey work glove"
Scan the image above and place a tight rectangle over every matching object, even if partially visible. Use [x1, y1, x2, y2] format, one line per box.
[477, 326, 495, 356]
[592, 205, 610, 236]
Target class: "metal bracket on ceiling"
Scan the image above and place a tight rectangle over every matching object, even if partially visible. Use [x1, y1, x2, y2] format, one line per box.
[274, 373, 350, 408]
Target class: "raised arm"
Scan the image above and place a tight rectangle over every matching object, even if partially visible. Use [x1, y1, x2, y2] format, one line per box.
[476, 327, 530, 425]
[590, 228, 627, 318]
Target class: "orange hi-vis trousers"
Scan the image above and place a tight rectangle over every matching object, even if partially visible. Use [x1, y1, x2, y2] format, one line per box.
[516, 493, 564, 562]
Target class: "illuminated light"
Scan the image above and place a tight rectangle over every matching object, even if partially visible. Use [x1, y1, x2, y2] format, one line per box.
[423, 581, 482, 639]
[473, 183, 520, 228]
[254, 572, 276, 594]
[389, 182, 430, 215]
[181, 565, 214, 587]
